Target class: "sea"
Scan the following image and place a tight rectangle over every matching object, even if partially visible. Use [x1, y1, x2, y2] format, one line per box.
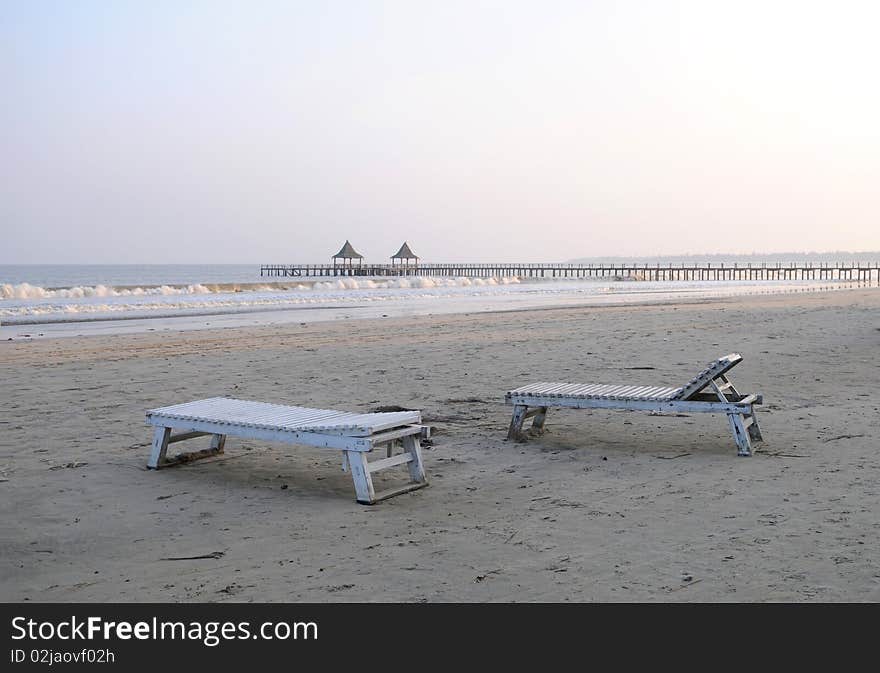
[0, 262, 872, 338]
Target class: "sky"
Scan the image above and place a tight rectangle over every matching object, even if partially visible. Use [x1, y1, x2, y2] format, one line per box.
[1, 0, 878, 263]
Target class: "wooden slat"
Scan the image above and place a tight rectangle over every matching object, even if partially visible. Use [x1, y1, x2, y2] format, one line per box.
[363, 425, 425, 446]
[370, 482, 428, 503]
[506, 394, 757, 414]
[506, 382, 681, 402]
[673, 353, 743, 400]
[627, 385, 664, 400]
[305, 412, 421, 435]
[147, 397, 419, 436]
[168, 430, 212, 443]
[366, 453, 413, 474]
[508, 355, 745, 405]
[146, 415, 376, 450]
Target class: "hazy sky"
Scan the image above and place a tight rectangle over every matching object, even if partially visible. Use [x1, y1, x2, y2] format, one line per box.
[2, 0, 878, 263]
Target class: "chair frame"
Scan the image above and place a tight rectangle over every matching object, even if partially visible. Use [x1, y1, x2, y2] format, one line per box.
[506, 355, 763, 456]
[146, 398, 429, 504]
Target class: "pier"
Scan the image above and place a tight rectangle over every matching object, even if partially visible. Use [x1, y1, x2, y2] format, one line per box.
[261, 262, 880, 282]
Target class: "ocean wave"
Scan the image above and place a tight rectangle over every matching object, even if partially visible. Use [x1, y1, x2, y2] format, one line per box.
[0, 277, 857, 327]
[0, 277, 520, 301]
[0, 276, 521, 301]
[0, 285, 527, 323]
[0, 282, 212, 300]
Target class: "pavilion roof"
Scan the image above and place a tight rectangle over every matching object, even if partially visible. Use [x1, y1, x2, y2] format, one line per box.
[332, 240, 363, 259]
[391, 241, 418, 259]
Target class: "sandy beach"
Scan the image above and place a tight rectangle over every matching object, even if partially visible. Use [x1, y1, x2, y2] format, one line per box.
[1, 288, 878, 602]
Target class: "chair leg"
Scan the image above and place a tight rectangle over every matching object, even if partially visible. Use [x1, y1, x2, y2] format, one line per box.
[209, 433, 226, 454]
[402, 434, 427, 485]
[508, 404, 528, 441]
[746, 411, 763, 443]
[727, 413, 752, 457]
[531, 407, 549, 434]
[346, 451, 376, 505]
[147, 426, 171, 469]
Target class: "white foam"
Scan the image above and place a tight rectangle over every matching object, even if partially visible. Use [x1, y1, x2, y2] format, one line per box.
[0, 282, 211, 300]
[307, 276, 521, 291]
[0, 276, 526, 302]
[0, 275, 857, 327]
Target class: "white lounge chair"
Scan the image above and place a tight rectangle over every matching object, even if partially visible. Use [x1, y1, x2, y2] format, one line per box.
[146, 397, 428, 504]
[506, 353, 764, 456]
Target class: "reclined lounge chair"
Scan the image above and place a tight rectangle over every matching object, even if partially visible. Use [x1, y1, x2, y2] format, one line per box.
[505, 353, 763, 456]
[146, 397, 428, 504]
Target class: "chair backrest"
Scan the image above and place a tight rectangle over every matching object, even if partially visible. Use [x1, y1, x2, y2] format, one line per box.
[671, 353, 743, 400]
